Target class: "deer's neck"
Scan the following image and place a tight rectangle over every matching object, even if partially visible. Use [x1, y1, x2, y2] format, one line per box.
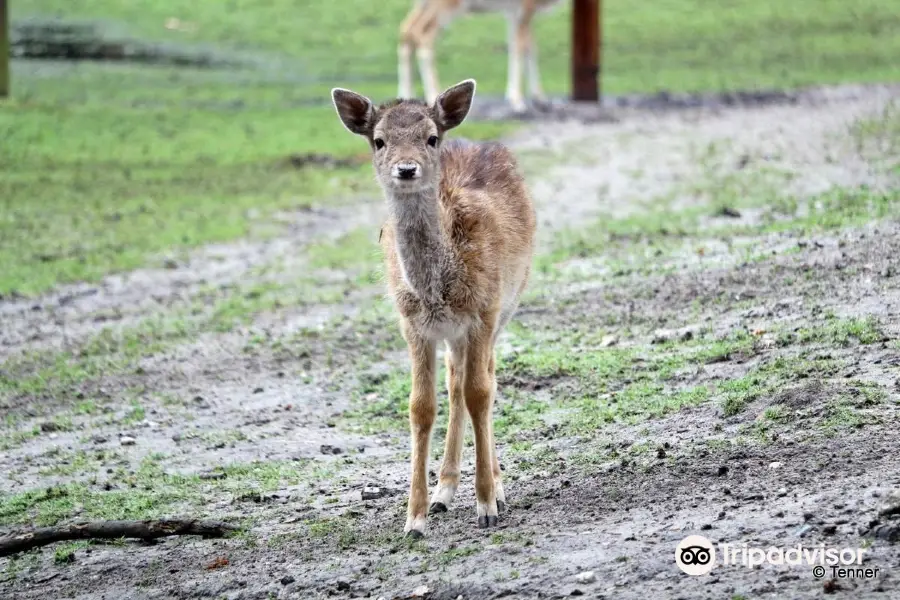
[387, 186, 453, 305]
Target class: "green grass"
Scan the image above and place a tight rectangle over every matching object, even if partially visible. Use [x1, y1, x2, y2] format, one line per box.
[0, 456, 319, 527]
[543, 182, 900, 273]
[5, 0, 900, 295]
[17, 0, 900, 98]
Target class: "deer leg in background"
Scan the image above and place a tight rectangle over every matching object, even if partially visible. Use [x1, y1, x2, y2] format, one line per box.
[415, 4, 444, 104]
[505, 10, 527, 112]
[521, 3, 546, 103]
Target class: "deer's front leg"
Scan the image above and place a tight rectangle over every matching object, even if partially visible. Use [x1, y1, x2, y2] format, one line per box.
[464, 310, 501, 528]
[404, 334, 438, 538]
[430, 341, 467, 514]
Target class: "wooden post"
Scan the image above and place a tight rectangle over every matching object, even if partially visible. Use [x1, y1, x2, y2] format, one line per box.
[571, 0, 600, 102]
[0, 0, 8, 98]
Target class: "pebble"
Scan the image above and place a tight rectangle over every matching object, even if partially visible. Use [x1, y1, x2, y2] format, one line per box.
[362, 486, 385, 500]
[120, 436, 136, 446]
[320, 444, 343, 455]
[600, 334, 619, 347]
[280, 576, 295, 586]
[769, 461, 782, 469]
[575, 571, 596, 584]
[878, 490, 900, 517]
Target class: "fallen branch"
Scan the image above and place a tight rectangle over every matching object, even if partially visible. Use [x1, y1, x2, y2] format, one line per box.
[0, 518, 240, 557]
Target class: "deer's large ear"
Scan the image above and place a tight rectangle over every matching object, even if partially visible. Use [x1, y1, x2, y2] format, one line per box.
[331, 88, 376, 136]
[433, 79, 476, 131]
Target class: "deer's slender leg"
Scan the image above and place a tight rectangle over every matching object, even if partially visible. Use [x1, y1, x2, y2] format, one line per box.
[429, 339, 467, 513]
[523, 16, 546, 101]
[399, 2, 429, 99]
[398, 41, 416, 99]
[464, 308, 501, 527]
[412, 4, 444, 104]
[487, 352, 507, 512]
[404, 330, 438, 538]
[505, 12, 526, 112]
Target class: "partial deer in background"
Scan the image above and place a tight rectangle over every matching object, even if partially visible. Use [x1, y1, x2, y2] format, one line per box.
[398, 0, 563, 112]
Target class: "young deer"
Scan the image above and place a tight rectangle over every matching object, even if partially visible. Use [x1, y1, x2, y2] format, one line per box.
[331, 79, 536, 536]
[398, 0, 563, 112]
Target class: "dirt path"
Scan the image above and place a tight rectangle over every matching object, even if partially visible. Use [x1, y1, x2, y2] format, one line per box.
[1, 83, 899, 600]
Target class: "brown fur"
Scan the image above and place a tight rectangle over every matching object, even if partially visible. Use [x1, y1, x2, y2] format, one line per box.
[331, 80, 536, 536]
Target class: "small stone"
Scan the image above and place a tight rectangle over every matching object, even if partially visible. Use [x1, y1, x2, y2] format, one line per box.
[871, 523, 900, 542]
[717, 465, 728, 477]
[411, 585, 429, 597]
[362, 487, 384, 500]
[877, 490, 900, 517]
[120, 436, 136, 446]
[652, 329, 674, 344]
[719, 206, 742, 218]
[253, 387, 264, 394]
[320, 444, 343, 455]
[656, 447, 667, 459]
[40, 422, 61, 433]
[199, 470, 226, 480]
[575, 571, 596, 584]
[280, 575, 295, 586]
[600, 335, 619, 348]
[700, 523, 712, 531]
[91, 435, 108, 444]
[769, 461, 783, 469]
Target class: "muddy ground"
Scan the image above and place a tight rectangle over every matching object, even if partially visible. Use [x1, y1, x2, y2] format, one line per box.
[2, 83, 900, 600]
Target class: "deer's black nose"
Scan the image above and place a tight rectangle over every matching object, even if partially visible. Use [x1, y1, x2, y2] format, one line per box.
[397, 164, 418, 179]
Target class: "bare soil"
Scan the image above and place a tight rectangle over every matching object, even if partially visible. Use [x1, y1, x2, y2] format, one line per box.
[2, 83, 899, 600]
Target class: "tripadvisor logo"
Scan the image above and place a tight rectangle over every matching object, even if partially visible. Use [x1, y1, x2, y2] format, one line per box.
[675, 535, 716, 576]
[675, 535, 871, 577]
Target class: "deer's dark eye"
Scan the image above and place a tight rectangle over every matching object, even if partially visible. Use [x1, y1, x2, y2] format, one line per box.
[427, 135, 438, 148]
[374, 138, 385, 150]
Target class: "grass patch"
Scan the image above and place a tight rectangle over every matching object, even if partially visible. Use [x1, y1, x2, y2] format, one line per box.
[543, 182, 900, 273]
[0, 457, 319, 527]
[788, 316, 887, 347]
[18, 0, 900, 97]
[721, 355, 843, 417]
[343, 369, 414, 435]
